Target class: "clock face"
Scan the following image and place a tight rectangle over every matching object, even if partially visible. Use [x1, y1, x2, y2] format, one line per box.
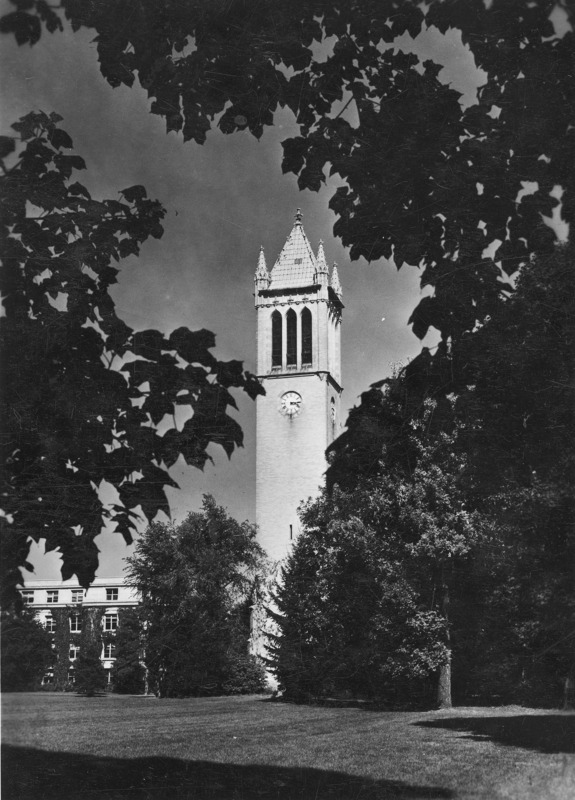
[280, 391, 302, 417]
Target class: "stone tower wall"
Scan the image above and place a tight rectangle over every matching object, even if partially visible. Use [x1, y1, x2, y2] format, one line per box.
[255, 372, 339, 562]
[254, 217, 342, 564]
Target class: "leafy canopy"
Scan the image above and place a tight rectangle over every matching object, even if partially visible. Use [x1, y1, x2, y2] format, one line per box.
[126, 494, 266, 697]
[2, 0, 572, 351]
[0, 112, 262, 598]
[321, 244, 575, 707]
[270, 406, 487, 704]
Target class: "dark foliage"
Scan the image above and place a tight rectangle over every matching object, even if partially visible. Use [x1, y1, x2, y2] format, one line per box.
[49, 606, 106, 690]
[127, 495, 267, 697]
[111, 608, 146, 694]
[452, 243, 575, 707]
[0, 608, 53, 691]
[0, 112, 263, 602]
[270, 408, 487, 706]
[2, 1, 572, 360]
[221, 653, 267, 696]
[75, 640, 107, 696]
[315, 245, 575, 708]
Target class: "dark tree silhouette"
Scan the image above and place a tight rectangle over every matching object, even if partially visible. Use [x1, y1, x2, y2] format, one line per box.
[0, 608, 53, 691]
[75, 641, 107, 696]
[0, 113, 262, 601]
[1, 1, 572, 358]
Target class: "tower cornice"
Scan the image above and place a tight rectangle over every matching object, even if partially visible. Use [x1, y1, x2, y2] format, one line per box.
[258, 284, 320, 298]
[256, 370, 343, 394]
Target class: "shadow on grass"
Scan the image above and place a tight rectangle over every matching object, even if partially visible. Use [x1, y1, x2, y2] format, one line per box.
[2, 744, 453, 800]
[416, 714, 575, 754]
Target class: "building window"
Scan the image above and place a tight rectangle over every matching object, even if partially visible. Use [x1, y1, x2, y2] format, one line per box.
[103, 643, 116, 659]
[69, 645, 80, 661]
[45, 615, 56, 633]
[301, 307, 312, 365]
[286, 308, 297, 366]
[271, 310, 282, 368]
[106, 669, 112, 685]
[71, 589, 83, 603]
[106, 588, 119, 601]
[103, 614, 118, 632]
[46, 591, 59, 604]
[68, 669, 75, 684]
[70, 614, 82, 633]
[21, 591, 34, 605]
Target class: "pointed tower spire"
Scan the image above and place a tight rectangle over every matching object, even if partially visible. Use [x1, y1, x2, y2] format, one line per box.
[331, 262, 342, 297]
[314, 239, 329, 286]
[254, 245, 270, 291]
[267, 210, 317, 290]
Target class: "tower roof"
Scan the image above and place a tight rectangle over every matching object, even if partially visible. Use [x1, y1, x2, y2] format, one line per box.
[269, 209, 317, 290]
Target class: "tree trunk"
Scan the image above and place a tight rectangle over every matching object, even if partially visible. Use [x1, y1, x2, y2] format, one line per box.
[437, 567, 452, 709]
[437, 648, 452, 709]
[563, 660, 575, 710]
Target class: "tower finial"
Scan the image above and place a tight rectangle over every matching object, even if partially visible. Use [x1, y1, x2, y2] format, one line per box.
[295, 208, 303, 223]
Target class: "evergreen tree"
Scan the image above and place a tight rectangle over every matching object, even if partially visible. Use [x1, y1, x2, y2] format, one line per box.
[74, 642, 107, 696]
[111, 609, 145, 695]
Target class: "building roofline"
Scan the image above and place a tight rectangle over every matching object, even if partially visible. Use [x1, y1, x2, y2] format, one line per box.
[18, 577, 130, 589]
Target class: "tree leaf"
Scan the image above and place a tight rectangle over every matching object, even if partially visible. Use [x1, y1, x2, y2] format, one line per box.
[0, 136, 16, 160]
[0, 11, 41, 46]
[121, 185, 147, 203]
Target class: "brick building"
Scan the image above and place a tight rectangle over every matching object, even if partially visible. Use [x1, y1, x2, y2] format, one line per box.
[20, 577, 139, 687]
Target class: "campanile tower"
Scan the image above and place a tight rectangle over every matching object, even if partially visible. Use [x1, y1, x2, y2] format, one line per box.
[254, 210, 343, 563]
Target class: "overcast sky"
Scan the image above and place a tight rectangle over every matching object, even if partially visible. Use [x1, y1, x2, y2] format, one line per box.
[1, 9, 487, 580]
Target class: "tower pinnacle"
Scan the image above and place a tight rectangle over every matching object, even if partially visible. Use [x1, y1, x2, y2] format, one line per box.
[331, 262, 342, 297]
[254, 245, 270, 290]
[315, 240, 329, 285]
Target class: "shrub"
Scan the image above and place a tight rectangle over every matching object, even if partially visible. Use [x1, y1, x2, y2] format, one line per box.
[222, 654, 268, 695]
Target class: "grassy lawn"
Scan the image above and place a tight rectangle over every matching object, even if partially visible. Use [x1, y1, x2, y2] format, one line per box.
[2, 693, 574, 799]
